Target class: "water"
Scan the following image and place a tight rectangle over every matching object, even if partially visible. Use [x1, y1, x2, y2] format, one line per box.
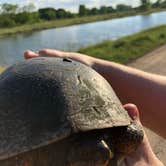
[0, 11, 166, 66]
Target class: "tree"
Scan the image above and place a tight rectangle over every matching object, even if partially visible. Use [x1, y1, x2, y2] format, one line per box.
[116, 4, 132, 11]
[1, 3, 18, 14]
[107, 6, 115, 13]
[38, 8, 56, 20]
[79, 5, 87, 16]
[140, 0, 151, 10]
[56, 8, 66, 18]
[99, 6, 108, 14]
[160, 0, 166, 8]
[0, 15, 16, 27]
[21, 3, 36, 12]
[89, 7, 98, 15]
[65, 11, 74, 18]
[99, 6, 114, 14]
[152, 0, 162, 8]
[14, 12, 39, 24]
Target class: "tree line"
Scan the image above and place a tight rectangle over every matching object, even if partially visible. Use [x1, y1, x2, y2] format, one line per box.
[0, 0, 166, 28]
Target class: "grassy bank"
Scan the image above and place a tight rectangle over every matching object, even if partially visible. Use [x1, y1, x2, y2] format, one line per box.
[1, 25, 166, 73]
[0, 8, 165, 37]
[79, 25, 166, 64]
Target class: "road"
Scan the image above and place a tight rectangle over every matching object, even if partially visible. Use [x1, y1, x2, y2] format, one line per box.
[128, 44, 166, 164]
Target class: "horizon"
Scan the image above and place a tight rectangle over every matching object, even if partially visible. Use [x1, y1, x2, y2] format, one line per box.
[0, 0, 158, 12]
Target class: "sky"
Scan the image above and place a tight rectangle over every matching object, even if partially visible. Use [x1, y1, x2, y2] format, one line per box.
[0, 0, 157, 12]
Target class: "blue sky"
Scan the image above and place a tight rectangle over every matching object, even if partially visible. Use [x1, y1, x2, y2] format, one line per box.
[0, 0, 157, 12]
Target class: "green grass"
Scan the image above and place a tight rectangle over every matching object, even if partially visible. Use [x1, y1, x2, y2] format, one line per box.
[79, 25, 166, 64]
[0, 8, 165, 37]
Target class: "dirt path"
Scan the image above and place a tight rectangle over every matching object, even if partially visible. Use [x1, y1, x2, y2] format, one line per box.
[128, 44, 166, 164]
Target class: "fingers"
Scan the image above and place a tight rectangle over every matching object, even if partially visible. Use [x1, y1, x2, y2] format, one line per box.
[123, 103, 140, 122]
[24, 50, 39, 59]
[38, 49, 66, 57]
[123, 104, 164, 165]
[24, 49, 67, 59]
[24, 48, 92, 67]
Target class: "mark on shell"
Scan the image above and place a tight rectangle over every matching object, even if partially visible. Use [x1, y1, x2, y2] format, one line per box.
[63, 58, 72, 63]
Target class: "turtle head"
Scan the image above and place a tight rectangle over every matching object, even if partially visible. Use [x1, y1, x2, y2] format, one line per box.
[100, 120, 144, 165]
[66, 120, 144, 166]
[104, 120, 144, 155]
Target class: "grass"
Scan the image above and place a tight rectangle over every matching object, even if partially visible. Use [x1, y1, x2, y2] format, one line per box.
[0, 8, 165, 37]
[0, 66, 5, 73]
[79, 25, 166, 64]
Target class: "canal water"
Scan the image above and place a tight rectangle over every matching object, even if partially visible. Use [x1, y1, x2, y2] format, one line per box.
[0, 11, 166, 66]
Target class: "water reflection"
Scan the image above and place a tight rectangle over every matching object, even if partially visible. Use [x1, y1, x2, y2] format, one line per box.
[0, 11, 166, 66]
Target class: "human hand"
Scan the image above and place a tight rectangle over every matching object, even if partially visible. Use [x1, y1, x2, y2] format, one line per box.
[24, 49, 164, 166]
[24, 48, 94, 66]
[24, 49, 67, 59]
[122, 104, 163, 166]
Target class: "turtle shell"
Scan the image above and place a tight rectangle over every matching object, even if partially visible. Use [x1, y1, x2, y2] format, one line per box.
[0, 57, 131, 160]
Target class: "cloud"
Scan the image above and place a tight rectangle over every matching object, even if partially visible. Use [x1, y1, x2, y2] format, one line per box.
[32, 0, 141, 12]
[2, 0, 158, 12]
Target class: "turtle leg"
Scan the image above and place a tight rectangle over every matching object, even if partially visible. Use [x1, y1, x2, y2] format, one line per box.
[66, 137, 113, 166]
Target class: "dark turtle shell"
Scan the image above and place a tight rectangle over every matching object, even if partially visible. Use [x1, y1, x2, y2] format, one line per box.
[0, 57, 131, 160]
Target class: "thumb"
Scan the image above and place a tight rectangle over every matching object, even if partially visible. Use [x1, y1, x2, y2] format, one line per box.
[123, 103, 141, 122]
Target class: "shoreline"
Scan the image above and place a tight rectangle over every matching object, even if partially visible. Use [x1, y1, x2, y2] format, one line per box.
[0, 66, 4, 73]
[79, 25, 166, 64]
[0, 25, 166, 71]
[0, 8, 165, 38]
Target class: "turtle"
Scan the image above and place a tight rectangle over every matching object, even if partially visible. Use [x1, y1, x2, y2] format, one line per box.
[0, 57, 143, 166]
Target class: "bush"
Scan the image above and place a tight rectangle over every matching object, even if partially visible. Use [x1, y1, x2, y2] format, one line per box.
[158, 33, 165, 39]
[14, 12, 39, 24]
[38, 8, 56, 20]
[0, 15, 16, 27]
[131, 36, 153, 46]
[113, 40, 126, 48]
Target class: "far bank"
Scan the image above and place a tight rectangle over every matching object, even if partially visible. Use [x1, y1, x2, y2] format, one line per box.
[0, 8, 165, 38]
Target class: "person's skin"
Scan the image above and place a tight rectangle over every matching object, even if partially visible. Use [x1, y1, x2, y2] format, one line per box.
[123, 104, 163, 166]
[24, 49, 164, 166]
[24, 49, 166, 139]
